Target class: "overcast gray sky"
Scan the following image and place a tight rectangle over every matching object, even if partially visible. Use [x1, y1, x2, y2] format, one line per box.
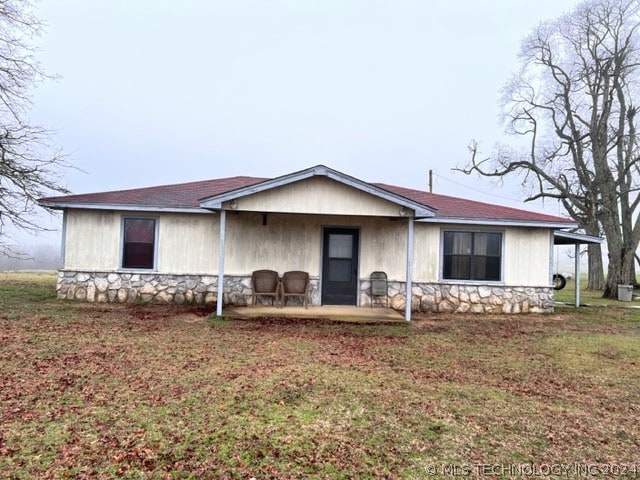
[21, 0, 582, 247]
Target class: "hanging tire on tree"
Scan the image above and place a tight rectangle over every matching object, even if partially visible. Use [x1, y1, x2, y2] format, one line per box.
[553, 274, 566, 291]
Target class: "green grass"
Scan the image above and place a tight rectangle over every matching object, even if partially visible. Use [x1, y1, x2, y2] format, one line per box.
[1, 273, 639, 478]
[554, 275, 640, 306]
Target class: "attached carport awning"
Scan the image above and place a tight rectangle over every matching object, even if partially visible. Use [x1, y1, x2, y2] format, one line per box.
[553, 230, 603, 307]
[554, 230, 603, 246]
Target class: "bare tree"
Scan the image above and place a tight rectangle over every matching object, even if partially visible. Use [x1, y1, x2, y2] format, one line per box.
[460, 0, 640, 298]
[0, 0, 70, 256]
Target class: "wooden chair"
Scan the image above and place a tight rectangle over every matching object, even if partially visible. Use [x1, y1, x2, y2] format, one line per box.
[251, 270, 280, 306]
[280, 271, 310, 308]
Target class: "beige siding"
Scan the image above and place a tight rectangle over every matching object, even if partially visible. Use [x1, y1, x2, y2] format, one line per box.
[412, 223, 553, 286]
[412, 223, 441, 282]
[224, 218, 552, 285]
[359, 218, 408, 280]
[64, 210, 121, 270]
[223, 213, 411, 279]
[503, 227, 551, 286]
[64, 209, 552, 287]
[225, 213, 320, 275]
[64, 210, 219, 274]
[227, 176, 406, 217]
[157, 214, 218, 273]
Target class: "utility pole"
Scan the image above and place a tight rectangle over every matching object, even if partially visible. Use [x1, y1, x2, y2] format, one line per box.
[428, 170, 433, 193]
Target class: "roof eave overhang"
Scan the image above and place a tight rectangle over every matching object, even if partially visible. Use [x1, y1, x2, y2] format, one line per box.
[38, 201, 211, 214]
[198, 164, 436, 217]
[554, 230, 603, 245]
[417, 217, 577, 229]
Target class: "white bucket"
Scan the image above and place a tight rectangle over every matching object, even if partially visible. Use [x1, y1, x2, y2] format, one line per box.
[617, 285, 633, 302]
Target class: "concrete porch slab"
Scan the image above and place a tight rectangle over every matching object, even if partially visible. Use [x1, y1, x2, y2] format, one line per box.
[222, 305, 405, 322]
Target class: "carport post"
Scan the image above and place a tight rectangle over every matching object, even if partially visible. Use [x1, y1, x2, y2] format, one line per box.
[574, 243, 580, 308]
[405, 217, 414, 322]
[216, 209, 226, 317]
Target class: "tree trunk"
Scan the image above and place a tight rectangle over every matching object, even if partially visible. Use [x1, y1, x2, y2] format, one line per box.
[603, 243, 635, 298]
[584, 222, 605, 290]
[631, 260, 639, 288]
[603, 263, 620, 299]
[587, 243, 605, 290]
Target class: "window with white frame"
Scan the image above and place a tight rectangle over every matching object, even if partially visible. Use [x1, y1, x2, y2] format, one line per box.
[443, 230, 502, 281]
[122, 217, 157, 269]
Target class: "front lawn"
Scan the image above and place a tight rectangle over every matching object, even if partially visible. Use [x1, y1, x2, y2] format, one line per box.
[554, 275, 640, 306]
[1, 273, 639, 478]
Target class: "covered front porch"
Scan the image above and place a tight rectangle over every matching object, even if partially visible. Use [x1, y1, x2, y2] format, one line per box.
[202, 166, 435, 322]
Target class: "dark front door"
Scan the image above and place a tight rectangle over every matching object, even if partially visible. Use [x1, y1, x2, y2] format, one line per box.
[322, 228, 359, 305]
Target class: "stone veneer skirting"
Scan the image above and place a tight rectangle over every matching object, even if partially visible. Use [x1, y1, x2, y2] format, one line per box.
[57, 270, 554, 314]
[359, 280, 554, 314]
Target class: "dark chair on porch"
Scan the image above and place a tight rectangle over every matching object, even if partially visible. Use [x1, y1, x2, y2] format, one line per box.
[251, 269, 280, 306]
[370, 271, 388, 308]
[281, 271, 310, 308]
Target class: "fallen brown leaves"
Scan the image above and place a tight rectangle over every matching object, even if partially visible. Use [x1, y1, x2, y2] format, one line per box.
[1, 286, 639, 478]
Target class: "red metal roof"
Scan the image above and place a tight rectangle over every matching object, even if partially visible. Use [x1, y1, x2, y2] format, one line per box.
[41, 174, 571, 223]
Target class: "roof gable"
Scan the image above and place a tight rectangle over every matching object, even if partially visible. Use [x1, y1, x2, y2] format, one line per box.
[217, 175, 416, 217]
[199, 165, 436, 217]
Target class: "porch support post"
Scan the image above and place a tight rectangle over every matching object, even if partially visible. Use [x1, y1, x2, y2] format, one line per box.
[574, 243, 580, 308]
[405, 217, 414, 322]
[60, 209, 68, 267]
[216, 209, 227, 317]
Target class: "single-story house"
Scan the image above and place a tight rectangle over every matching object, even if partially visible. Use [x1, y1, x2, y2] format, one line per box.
[39, 165, 577, 320]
